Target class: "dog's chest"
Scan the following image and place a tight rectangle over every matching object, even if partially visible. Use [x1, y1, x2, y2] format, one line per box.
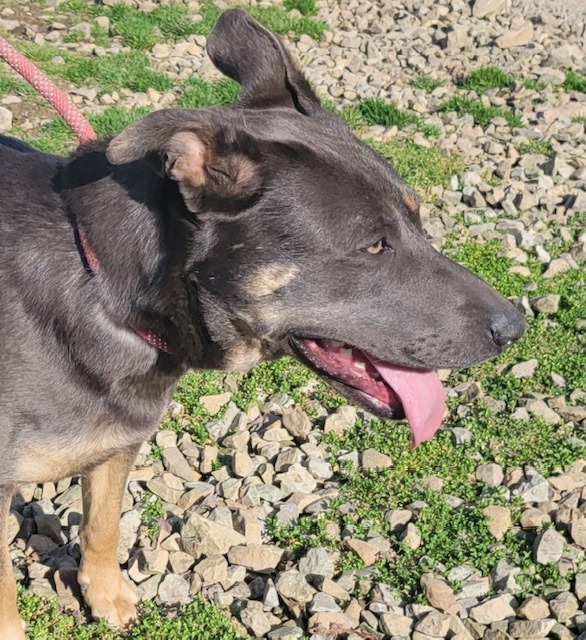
[13, 420, 153, 485]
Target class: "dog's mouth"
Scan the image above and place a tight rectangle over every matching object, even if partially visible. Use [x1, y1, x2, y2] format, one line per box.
[290, 337, 446, 447]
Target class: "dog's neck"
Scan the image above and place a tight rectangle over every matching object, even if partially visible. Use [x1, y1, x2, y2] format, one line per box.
[74, 219, 173, 354]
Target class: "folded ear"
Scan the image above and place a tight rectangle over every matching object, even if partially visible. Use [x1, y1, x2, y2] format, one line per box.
[106, 109, 262, 212]
[206, 9, 322, 116]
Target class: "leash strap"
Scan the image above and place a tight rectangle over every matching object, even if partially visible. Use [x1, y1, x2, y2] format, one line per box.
[0, 35, 96, 144]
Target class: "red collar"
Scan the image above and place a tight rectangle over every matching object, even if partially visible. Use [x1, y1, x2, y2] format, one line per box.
[76, 223, 173, 355]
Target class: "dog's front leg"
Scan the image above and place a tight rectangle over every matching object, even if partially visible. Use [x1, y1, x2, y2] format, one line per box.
[0, 487, 27, 640]
[78, 444, 141, 628]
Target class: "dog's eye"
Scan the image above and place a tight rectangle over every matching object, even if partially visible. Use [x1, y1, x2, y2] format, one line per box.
[364, 238, 392, 255]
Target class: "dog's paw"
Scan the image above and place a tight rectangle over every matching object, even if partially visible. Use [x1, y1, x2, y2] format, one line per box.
[78, 570, 139, 628]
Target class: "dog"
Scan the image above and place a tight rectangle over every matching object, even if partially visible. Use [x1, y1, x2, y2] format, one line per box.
[0, 9, 526, 637]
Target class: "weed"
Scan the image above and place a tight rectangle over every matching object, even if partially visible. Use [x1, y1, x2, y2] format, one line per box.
[437, 95, 523, 128]
[515, 138, 554, 157]
[18, 589, 244, 639]
[460, 66, 514, 93]
[413, 76, 446, 92]
[563, 70, 586, 93]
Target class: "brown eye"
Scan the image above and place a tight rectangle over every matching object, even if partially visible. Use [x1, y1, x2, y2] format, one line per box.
[365, 238, 391, 255]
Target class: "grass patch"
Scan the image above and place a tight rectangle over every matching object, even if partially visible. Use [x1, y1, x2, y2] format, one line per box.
[563, 70, 586, 93]
[92, 1, 324, 49]
[357, 98, 440, 136]
[245, 5, 326, 40]
[460, 66, 514, 93]
[368, 139, 463, 195]
[522, 78, 547, 91]
[445, 231, 586, 402]
[515, 138, 554, 157]
[0, 69, 36, 98]
[413, 76, 446, 92]
[437, 95, 523, 128]
[284, 0, 319, 16]
[15, 42, 173, 96]
[178, 78, 240, 109]
[19, 590, 244, 639]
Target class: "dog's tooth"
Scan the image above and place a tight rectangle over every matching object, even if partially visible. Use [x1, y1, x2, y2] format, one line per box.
[330, 340, 345, 349]
[354, 361, 367, 371]
[340, 348, 352, 359]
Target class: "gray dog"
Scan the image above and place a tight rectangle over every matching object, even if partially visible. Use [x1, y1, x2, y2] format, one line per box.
[0, 9, 525, 637]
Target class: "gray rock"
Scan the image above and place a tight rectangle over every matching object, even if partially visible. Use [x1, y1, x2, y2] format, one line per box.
[180, 513, 245, 558]
[157, 574, 190, 605]
[276, 569, 315, 603]
[476, 463, 504, 486]
[0, 107, 13, 132]
[282, 408, 311, 439]
[472, 0, 508, 18]
[469, 594, 516, 624]
[510, 359, 538, 379]
[379, 612, 413, 636]
[227, 544, 284, 572]
[549, 591, 579, 624]
[530, 294, 561, 314]
[533, 527, 565, 565]
[508, 618, 556, 637]
[299, 547, 335, 579]
[309, 592, 341, 613]
[240, 601, 272, 638]
[414, 610, 451, 636]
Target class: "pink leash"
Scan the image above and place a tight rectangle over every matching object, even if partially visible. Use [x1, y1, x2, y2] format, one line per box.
[0, 34, 97, 144]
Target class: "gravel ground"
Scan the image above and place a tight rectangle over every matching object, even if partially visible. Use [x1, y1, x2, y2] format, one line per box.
[1, 0, 586, 638]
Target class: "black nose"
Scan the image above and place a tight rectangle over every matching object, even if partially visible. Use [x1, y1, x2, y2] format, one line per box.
[490, 309, 527, 347]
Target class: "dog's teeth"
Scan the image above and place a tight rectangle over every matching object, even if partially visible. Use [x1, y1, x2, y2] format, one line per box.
[330, 340, 345, 348]
[354, 361, 367, 371]
[340, 348, 352, 359]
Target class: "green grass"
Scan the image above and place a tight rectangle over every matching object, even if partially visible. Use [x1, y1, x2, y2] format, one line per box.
[413, 76, 446, 92]
[15, 43, 173, 96]
[522, 78, 547, 91]
[437, 95, 523, 128]
[573, 116, 586, 124]
[369, 139, 463, 194]
[88, 1, 325, 49]
[356, 98, 440, 136]
[141, 493, 164, 539]
[515, 138, 554, 157]
[177, 78, 240, 109]
[245, 5, 326, 40]
[283, 0, 319, 16]
[460, 66, 515, 93]
[444, 229, 586, 402]
[0, 69, 36, 98]
[563, 70, 586, 93]
[18, 591, 244, 639]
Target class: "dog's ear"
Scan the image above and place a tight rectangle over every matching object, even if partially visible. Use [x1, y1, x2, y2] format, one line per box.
[106, 109, 262, 211]
[207, 9, 322, 116]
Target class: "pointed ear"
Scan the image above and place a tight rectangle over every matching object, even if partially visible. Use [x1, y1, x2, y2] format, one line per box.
[106, 109, 263, 211]
[206, 9, 322, 115]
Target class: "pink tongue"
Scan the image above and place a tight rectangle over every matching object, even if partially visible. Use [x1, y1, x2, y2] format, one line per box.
[369, 360, 446, 447]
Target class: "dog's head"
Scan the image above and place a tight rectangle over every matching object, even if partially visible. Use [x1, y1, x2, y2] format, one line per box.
[106, 9, 526, 445]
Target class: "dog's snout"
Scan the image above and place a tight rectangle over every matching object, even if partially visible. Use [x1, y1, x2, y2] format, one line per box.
[489, 308, 527, 347]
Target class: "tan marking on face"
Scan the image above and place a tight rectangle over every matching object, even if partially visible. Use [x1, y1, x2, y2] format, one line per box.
[246, 264, 299, 298]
